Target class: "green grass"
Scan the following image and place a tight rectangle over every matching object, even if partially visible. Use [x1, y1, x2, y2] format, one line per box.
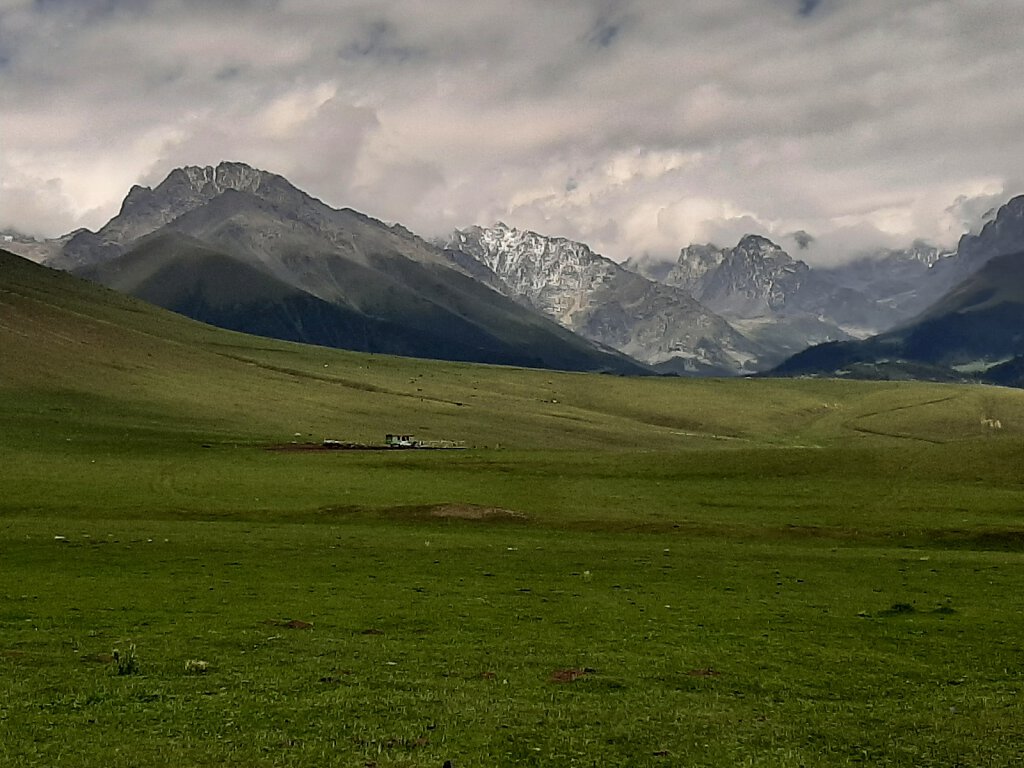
[3, 252, 1024, 765]
[3, 519, 1023, 767]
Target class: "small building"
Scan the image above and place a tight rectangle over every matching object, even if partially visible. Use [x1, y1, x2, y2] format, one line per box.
[385, 434, 417, 448]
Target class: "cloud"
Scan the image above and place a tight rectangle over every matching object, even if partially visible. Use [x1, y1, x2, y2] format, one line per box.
[0, 174, 78, 239]
[797, 0, 824, 17]
[2, 0, 1023, 265]
[789, 231, 815, 250]
[944, 190, 1014, 236]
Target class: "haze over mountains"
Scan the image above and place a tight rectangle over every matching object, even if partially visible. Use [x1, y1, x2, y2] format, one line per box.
[771, 196, 1024, 386]
[775, 247, 1024, 387]
[8, 161, 1024, 384]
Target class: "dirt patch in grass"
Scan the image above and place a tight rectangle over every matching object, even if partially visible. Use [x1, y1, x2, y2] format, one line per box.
[550, 667, 595, 683]
[687, 667, 722, 677]
[428, 503, 528, 521]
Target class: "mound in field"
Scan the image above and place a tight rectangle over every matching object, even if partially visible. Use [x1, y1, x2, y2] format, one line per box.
[428, 503, 529, 521]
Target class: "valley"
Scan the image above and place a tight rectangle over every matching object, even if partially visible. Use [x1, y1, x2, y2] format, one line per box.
[6, 2, 1024, 764]
[3, 248, 1024, 766]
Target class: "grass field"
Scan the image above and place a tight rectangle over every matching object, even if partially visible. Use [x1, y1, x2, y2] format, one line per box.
[3, 252, 1024, 766]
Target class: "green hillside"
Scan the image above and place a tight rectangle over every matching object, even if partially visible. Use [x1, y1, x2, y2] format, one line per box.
[4, 249, 1024, 767]
[5, 244, 1024, 527]
[6, 248, 1024, 454]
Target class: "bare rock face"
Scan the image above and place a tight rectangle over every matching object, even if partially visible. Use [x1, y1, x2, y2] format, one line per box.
[697, 235, 810, 318]
[665, 243, 727, 296]
[773, 247, 1024, 385]
[821, 197, 1024, 322]
[448, 223, 619, 326]
[951, 195, 1024, 278]
[52, 163, 279, 269]
[446, 223, 764, 375]
[819, 240, 957, 322]
[648, 235, 882, 365]
[114, 163, 267, 239]
[666, 237, 808, 319]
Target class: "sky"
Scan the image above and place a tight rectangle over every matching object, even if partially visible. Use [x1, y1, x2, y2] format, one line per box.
[2, 0, 1023, 264]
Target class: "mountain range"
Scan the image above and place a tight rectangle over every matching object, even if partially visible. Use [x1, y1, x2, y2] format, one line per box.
[444, 224, 762, 375]
[31, 163, 646, 374]
[773, 247, 1024, 386]
[7, 161, 1024, 384]
[770, 196, 1024, 386]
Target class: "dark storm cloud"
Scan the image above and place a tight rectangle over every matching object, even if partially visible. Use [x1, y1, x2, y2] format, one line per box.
[790, 231, 815, 250]
[340, 18, 427, 63]
[589, 21, 621, 48]
[586, 2, 635, 49]
[2, 0, 1022, 261]
[797, 0, 823, 17]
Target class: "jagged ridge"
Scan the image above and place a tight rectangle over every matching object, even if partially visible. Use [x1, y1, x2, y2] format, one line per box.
[446, 223, 764, 375]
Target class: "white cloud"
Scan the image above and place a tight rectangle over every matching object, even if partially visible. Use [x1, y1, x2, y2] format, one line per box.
[2, 0, 1023, 263]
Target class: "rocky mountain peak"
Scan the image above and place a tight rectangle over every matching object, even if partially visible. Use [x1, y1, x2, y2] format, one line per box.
[667, 235, 806, 301]
[665, 243, 726, 294]
[50, 162, 312, 270]
[451, 223, 607, 281]
[662, 234, 823, 321]
[173, 161, 269, 196]
[732, 234, 793, 266]
[110, 162, 278, 237]
[874, 240, 955, 269]
[736, 233, 781, 251]
[956, 193, 1024, 268]
[447, 224, 763, 374]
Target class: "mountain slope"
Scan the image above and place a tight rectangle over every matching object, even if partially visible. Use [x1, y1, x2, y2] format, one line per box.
[819, 241, 956, 321]
[771, 194, 1024, 385]
[947, 194, 1024, 281]
[675, 236, 807, 318]
[670, 235, 890, 330]
[1, 247, 683, 450]
[53, 163, 646, 374]
[445, 223, 763, 375]
[772, 249, 1024, 385]
[9, 246, 1024, 453]
[75, 231, 420, 353]
[649, 234, 885, 367]
[0, 247, 691, 449]
[899, 249, 1024, 366]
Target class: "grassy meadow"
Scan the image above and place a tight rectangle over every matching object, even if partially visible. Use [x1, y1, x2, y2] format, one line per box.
[3, 251, 1024, 766]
